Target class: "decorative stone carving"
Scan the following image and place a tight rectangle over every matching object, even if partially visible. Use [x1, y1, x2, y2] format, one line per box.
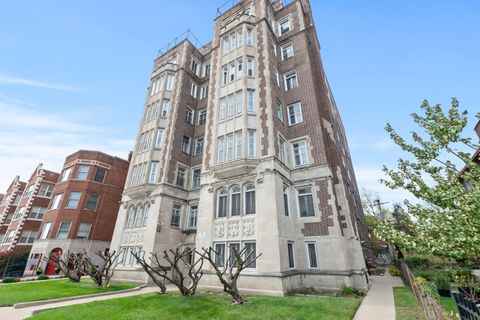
[214, 222, 225, 239]
[122, 231, 130, 245]
[227, 221, 240, 238]
[137, 229, 145, 243]
[242, 219, 255, 238]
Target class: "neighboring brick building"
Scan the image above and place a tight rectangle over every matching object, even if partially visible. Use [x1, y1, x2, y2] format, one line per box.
[0, 165, 58, 257]
[25, 150, 129, 275]
[110, 0, 373, 294]
[0, 176, 26, 248]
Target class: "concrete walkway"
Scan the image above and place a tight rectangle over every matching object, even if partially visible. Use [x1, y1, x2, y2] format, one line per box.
[354, 273, 404, 320]
[0, 286, 170, 320]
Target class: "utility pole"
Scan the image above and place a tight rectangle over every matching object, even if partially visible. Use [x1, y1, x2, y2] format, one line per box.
[374, 199, 389, 220]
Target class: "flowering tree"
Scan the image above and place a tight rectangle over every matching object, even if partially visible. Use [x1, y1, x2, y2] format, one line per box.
[374, 98, 480, 260]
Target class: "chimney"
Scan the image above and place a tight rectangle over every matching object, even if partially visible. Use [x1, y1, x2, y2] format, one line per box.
[272, 0, 283, 10]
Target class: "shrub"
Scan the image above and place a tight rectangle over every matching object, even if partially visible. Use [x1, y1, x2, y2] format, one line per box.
[415, 276, 440, 300]
[35, 267, 43, 275]
[2, 277, 14, 283]
[37, 275, 49, 280]
[388, 265, 402, 277]
[404, 256, 432, 270]
[336, 285, 365, 297]
[434, 273, 451, 291]
[413, 270, 438, 281]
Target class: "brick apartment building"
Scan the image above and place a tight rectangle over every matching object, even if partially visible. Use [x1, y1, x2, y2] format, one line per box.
[25, 150, 129, 275]
[110, 0, 373, 294]
[0, 165, 59, 257]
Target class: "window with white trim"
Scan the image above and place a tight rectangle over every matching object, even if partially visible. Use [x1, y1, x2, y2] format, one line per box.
[39, 222, 52, 239]
[165, 74, 174, 91]
[190, 82, 198, 98]
[222, 66, 228, 86]
[246, 28, 254, 46]
[244, 183, 255, 214]
[194, 137, 204, 156]
[76, 165, 90, 180]
[93, 167, 107, 183]
[285, 71, 298, 90]
[148, 161, 158, 184]
[306, 242, 318, 268]
[142, 204, 150, 227]
[50, 193, 63, 210]
[247, 130, 256, 157]
[226, 134, 234, 161]
[229, 62, 236, 82]
[247, 57, 254, 77]
[227, 94, 234, 117]
[185, 107, 194, 125]
[230, 186, 240, 216]
[18, 230, 36, 244]
[3, 230, 15, 244]
[202, 62, 211, 77]
[84, 193, 99, 210]
[191, 168, 201, 189]
[161, 99, 170, 117]
[297, 186, 315, 217]
[181, 135, 191, 154]
[219, 97, 226, 120]
[217, 189, 227, 218]
[29, 206, 46, 220]
[59, 167, 72, 182]
[236, 58, 243, 78]
[214, 243, 225, 267]
[247, 90, 255, 113]
[171, 203, 182, 227]
[13, 206, 25, 220]
[188, 204, 198, 229]
[235, 90, 243, 114]
[176, 167, 187, 187]
[283, 183, 290, 216]
[245, 242, 256, 268]
[66, 192, 81, 209]
[76, 223, 92, 240]
[155, 128, 164, 149]
[198, 110, 207, 125]
[292, 139, 309, 166]
[279, 18, 291, 35]
[222, 37, 229, 55]
[282, 43, 294, 60]
[276, 100, 284, 122]
[287, 242, 295, 268]
[200, 84, 208, 99]
[191, 59, 198, 75]
[217, 136, 225, 163]
[23, 185, 34, 198]
[287, 102, 303, 125]
[235, 131, 242, 159]
[279, 136, 286, 163]
[56, 221, 72, 239]
[237, 29, 244, 48]
[274, 68, 280, 87]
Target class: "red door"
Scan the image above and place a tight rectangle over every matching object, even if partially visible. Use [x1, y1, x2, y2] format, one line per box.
[45, 248, 62, 275]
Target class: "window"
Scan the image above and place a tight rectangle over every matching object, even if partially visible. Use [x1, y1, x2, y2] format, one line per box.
[13, 206, 25, 220]
[274, 68, 280, 87]
[276, 100, 284, 122]
[228, 243, 240, 267]
[283, 184, 290, 216]
[237, 29, 243, 48]
[227, 94, 234, 117]
[279, 18, 291, 35]
[191, 59, 198, 75]
[190, 82, 198, 98]
[85, 194, 99, 210]
[219, 98, 226, 120]
[194, 137, 204, 156]
[230, 32, 237, 50]
[56, 221, 72, 239]
[94, 167, 107, 183]
[214, 243, 225, 267]
[165, 74, 174, 91]
[40, 222, 51, 239]
[247, 57, 254, 77]
[4, 214, 12, 225]
[161, 99, 170, 117]
[306, 242, 318, 268]
[226, 134, 233, 161]
[155, 128, 164, 149]
[217, 189, 227, 218]
[271, 41, 277, 56]
[191, 168, 201, 189]
[23, 185, 34, 198]
[176, 167, 186, 187]
[222, 37, 229, 55]
[217, 136, 225, 163]
[246, 28, 253, 46]
[66, 192, 81, 209]
[198, 110, 207, 125]
[247, 130, 256, 157]
[247, 90, 255, 112]
[279, 137, 286, 163]
[13, 195, 20, 205]
[229, 62, 236, 82]
[3, 230, 14, 244]
[135, 205, 144, 227]
[76, 165, 90, 180]
[181, 135, 191, 154]
[188, 205, 198, 229]
[297, 186, 315, 217]
[126, 206, 136, 229]
[230, 186, 240, 216]
[29, 206, 46, 220]
[50, 193, 63, 210]
[292, 140, 309, 166]
[235, 131, 242, 159]
[245, 242, 256, 268]
[200, 85, 208, 99]
[244, 183, 256, 214]
[287, 242, 295, 268]
[235, 90, 243, 113]
[76, 223, 92, 240]
[236, 58, 243, 78]
[282, 43, 294, 60]
[287, 102, 303, 125]
[185, 107, 194, 125]
[202, 63, 211, 77]
[148, 162, 158, 184]
[222, 66, 228, 86]
[285, 71, 298, 90]
[59, 167, 72, 182]
[171, 204, 182, 227]
[142, 204, 150, 226]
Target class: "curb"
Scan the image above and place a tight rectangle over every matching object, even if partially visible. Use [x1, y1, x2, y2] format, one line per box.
[13, 285, 146, 309]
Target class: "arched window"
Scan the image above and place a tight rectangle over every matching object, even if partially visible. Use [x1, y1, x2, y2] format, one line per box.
[217, 188, 228, 218]
[230, 185, 241, 216]
[142, 203, 150, 227]
[126, 206, 136, 229]
[135, 205, 144, 228]
[244, 183, 255, 214]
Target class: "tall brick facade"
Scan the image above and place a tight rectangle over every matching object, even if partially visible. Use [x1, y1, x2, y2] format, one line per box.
[25, 150, 129, 275]
[110, 0, 373, 294]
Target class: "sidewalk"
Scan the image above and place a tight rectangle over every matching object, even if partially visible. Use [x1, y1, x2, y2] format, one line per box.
[0, 286, 171, 320]
[354, 273, 404, 320]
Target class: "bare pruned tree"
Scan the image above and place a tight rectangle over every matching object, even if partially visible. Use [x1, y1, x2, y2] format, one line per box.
[43, 250, 84, 282]
[198, 246, 261, 304]
[82, 249, 122, 287]
[133, 246, 204, 296]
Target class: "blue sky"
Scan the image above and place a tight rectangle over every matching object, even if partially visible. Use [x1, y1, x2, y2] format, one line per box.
[0, 0, 479, 207]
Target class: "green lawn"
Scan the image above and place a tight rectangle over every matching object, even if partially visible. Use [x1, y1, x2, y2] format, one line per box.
[0, 278, 136, 306]
[28, 291, 362, 320]
[438, 295, 458, 315]
[393, 287, 425, 320]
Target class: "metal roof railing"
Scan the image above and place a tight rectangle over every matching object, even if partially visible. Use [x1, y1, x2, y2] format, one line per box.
[156, 29, 202, 57]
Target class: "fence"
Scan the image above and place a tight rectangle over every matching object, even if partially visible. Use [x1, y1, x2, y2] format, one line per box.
[453, 292, 480, 320]
[399, 261, 448, 320]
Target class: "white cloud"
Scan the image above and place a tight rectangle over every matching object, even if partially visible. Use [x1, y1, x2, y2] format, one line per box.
[350, 138, 395, 150]
[0, 74, 83, 92]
